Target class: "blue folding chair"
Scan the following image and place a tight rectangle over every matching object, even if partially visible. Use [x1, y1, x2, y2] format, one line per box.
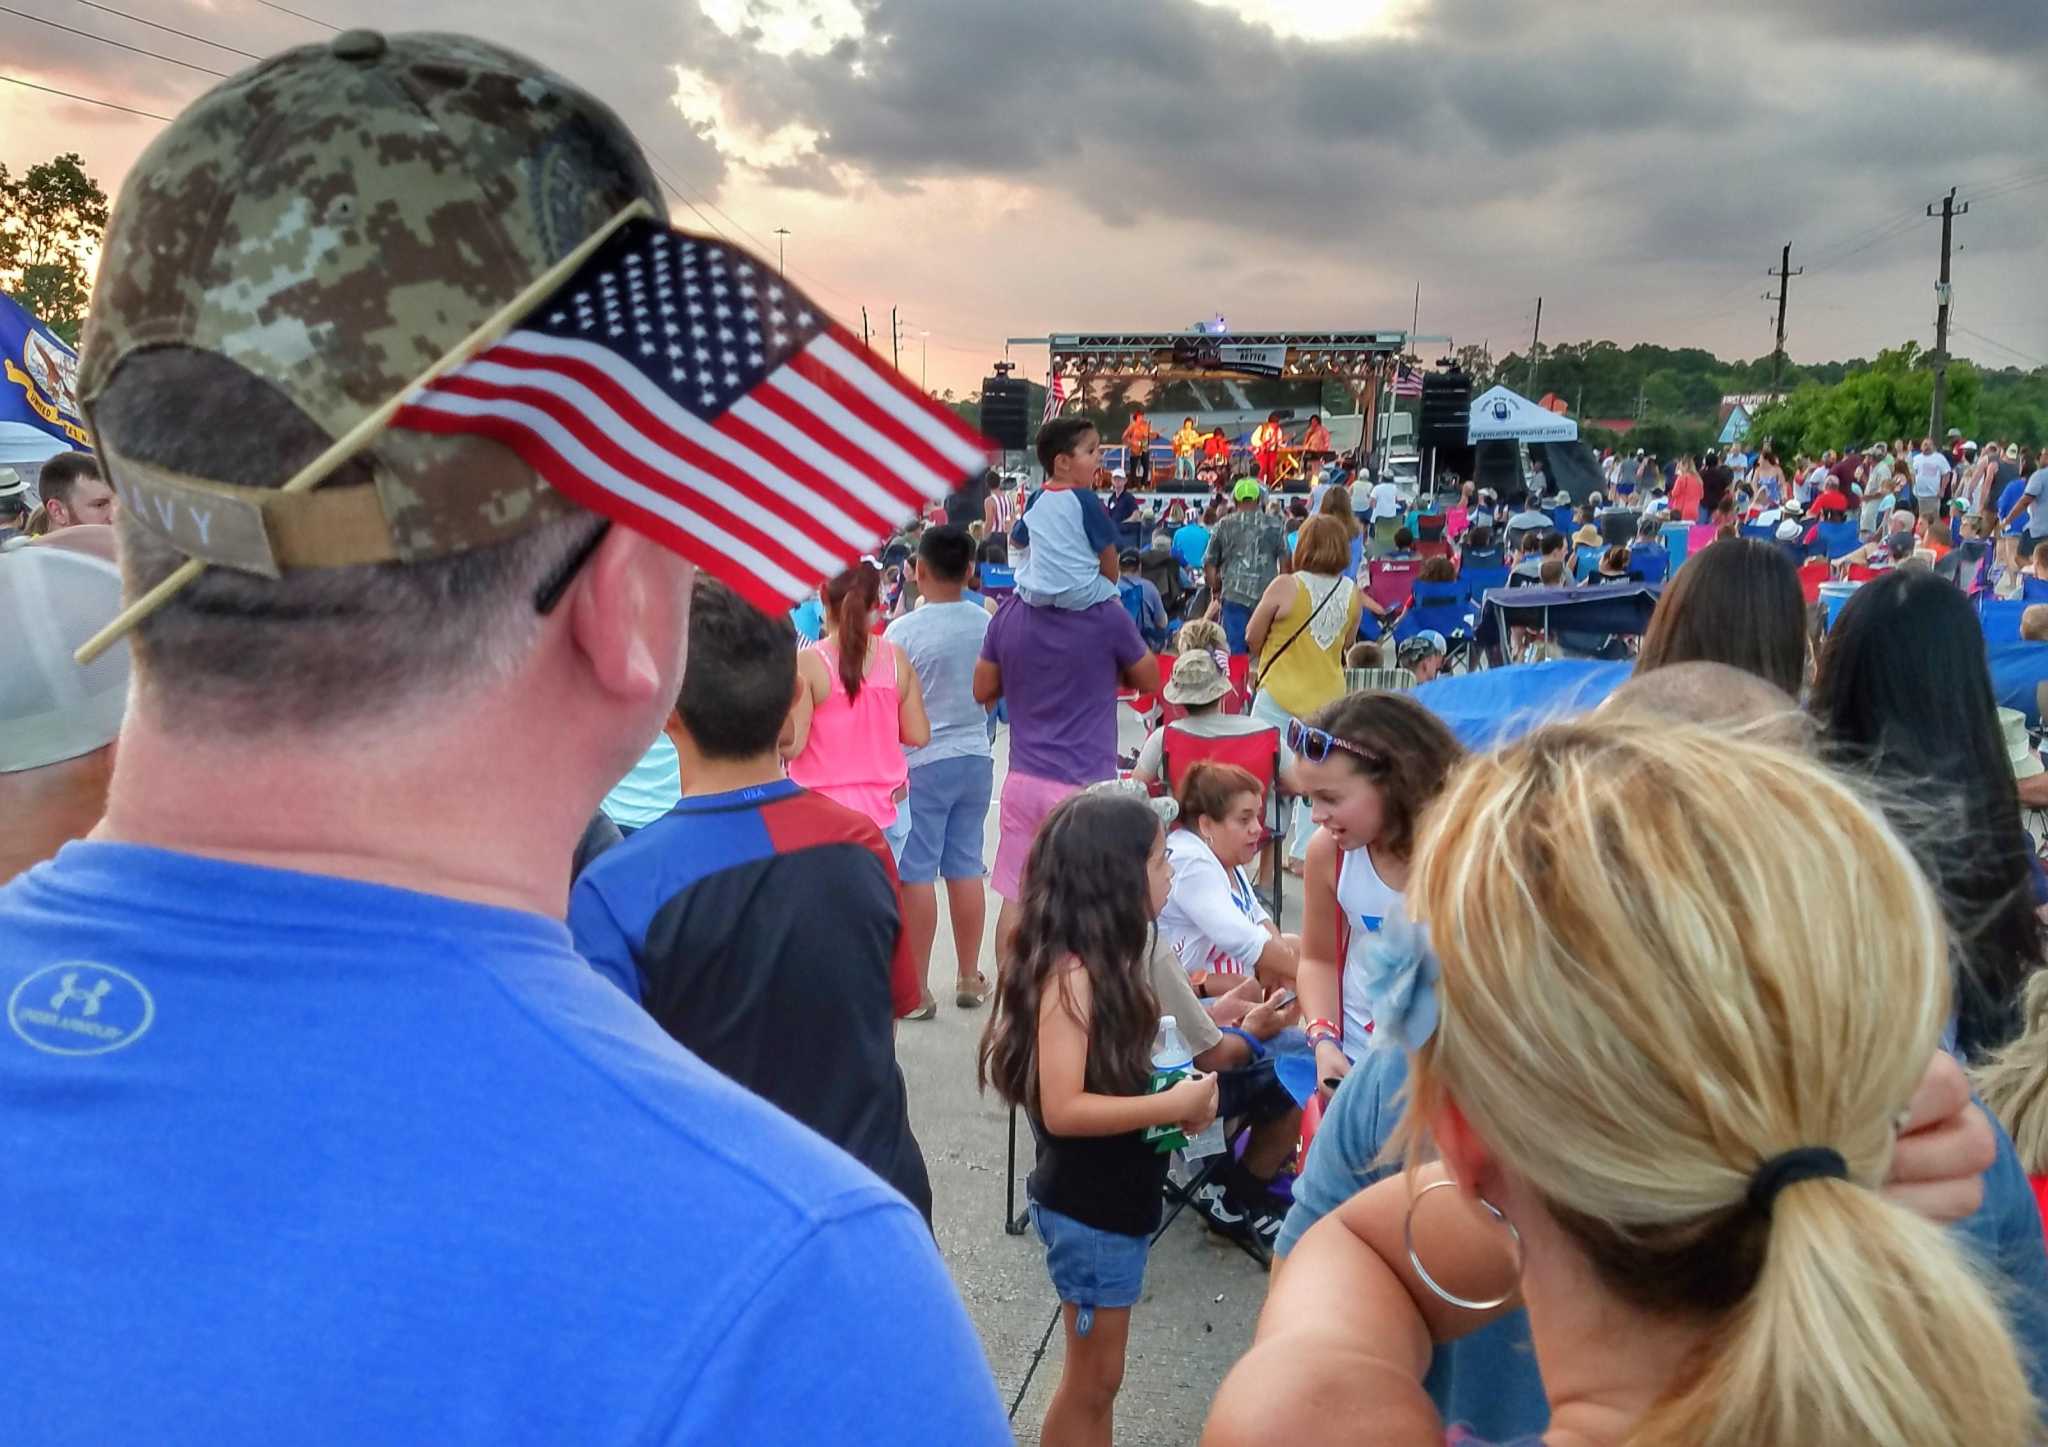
[1630, 545, 1669, 586]
[979, 562, 1016, 598]
[1814, 519, 1860, 561]
[1659, 521, 1691, 572]
[2024, 576, 2048, 604]
[1550, 506, 1575, 535]
[1739, 524, 1777, 543]
[1573, 544, 1604, 582]
[1459, 563, 1511, 597]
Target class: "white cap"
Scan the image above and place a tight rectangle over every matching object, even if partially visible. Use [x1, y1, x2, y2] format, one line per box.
[0, 538, 131, 772]
[1775, 519, 1804, 542]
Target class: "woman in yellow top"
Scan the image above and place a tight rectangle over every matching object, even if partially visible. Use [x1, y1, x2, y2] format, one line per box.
[1246, 516, 1375, 865]
[1171, 417, 1202, 482]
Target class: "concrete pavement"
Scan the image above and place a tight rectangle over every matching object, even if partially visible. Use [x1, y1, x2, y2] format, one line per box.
[894, 731, 1300, 1443]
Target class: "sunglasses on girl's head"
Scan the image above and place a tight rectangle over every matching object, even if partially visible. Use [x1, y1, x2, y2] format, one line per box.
[1286, 719, 1386, 768]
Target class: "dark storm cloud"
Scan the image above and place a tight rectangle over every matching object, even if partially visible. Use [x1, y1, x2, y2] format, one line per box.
[665, 0, 2048, 281]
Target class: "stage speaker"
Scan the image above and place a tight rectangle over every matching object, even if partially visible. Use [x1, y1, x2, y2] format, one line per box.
[1419, 370, 1471, 451]
[980, 376, 1030, 450]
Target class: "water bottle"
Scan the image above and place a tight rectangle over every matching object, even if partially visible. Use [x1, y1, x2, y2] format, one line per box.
[1144, 1015, 1226, 1158]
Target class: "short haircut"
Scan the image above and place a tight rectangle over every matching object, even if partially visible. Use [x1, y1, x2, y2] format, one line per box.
[1293, 515, 1350, 574]
[1175, 761, 1264, 834]
[1393, 527, 1414, 550]
[916, 524, 974, 583]
[93, 348, 599, 730]
[1638, 515, 1663, 540]
[677, 577, 798, 759]
[37, 451, 100, 507]
[1419, 556, 1457, 582]
[1036, 416, 1097, 475]
[1537, 529, 1566, 556]
[2023, 606, 2048, 643]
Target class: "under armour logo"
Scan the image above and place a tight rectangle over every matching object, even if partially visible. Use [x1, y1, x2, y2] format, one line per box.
[49, 972, 110, 1018]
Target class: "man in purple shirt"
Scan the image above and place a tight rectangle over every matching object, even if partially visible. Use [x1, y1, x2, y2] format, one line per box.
[975, 595, 1157, 967]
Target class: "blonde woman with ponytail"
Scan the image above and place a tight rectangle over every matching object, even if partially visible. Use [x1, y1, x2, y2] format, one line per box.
[1208, 718, 2038, 1447]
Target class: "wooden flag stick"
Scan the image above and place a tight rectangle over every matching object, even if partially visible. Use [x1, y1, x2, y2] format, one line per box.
[75, 197, 656, 665]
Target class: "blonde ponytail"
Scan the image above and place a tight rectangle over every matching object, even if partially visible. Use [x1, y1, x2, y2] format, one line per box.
[1400, 717, 2037, 1447]
[1633, 1183, 2032, 1446]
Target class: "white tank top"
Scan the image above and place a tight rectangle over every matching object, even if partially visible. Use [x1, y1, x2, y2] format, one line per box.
[1334, 844, 1404, 1059]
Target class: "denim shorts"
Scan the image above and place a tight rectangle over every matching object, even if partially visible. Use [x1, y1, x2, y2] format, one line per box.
[1029, 1203, 1150, 1336]
[898, 754, 994, 884]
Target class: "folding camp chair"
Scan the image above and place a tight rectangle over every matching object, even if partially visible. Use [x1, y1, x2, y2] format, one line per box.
[1983, 600, 2029, 644]
[2024, 576, 2048, 605]
[1394, 582, 1476, 668]
[1630, 547, 1670, 586]
[1796, 559, 1830, 605]
[1458, 563, 1511, 599]
[1366, 558, 1420, 617]
[1163, 722, 1285, 919]
[1814, 519, 1861, 561]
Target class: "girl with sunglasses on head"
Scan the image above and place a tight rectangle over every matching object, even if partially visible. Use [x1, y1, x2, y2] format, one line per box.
[1288, 692, 1463, 1092]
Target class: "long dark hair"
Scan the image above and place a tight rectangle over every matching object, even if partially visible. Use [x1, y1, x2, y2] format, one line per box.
[1636, 538, 1805, 697]
[1811, 568, 2044, 1057]
[1305, 692, 1463, 861]
[821, 562, 880, 700]
[979, 792, 1163, 1109]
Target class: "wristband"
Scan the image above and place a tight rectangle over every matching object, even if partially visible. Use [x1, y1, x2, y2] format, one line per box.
[1218, 1025, 1267, 1060]
[1305, 1018, 1341, 1048]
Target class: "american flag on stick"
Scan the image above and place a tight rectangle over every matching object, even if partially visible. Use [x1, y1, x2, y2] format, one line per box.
[1392, 366, 1424, 399]
[391, 216, 989, 613]
[1042, 365, 1068, 425]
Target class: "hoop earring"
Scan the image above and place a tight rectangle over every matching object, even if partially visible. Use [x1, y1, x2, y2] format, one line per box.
[1403, 1177, 1525, 1311]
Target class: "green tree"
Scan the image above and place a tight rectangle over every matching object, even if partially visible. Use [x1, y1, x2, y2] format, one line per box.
[1746, 343, 1983, 455]
[0, 152, 109, 344]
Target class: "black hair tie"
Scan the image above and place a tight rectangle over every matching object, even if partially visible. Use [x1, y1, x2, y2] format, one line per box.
[1747, 1146, 1850, 1217]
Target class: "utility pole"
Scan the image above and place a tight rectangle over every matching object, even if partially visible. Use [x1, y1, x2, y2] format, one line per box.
[891, 305, 900, 371]
[1764, 242, 1801, 400]
[772, 226, 790, 276]
[920, 330, 930, 392]
[861, 305, 871, 350]
[1926, 186, 1968, 443]
[1410, 281, 1420, 339]
[1525, 296, 1542, 393]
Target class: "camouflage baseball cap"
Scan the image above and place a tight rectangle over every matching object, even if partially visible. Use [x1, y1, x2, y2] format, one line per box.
[78, 30, 663, 577]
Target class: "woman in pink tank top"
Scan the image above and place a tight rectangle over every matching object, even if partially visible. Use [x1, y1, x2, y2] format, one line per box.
[788, 562, 930, 834]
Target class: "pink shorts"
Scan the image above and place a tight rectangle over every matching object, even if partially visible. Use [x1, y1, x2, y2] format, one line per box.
[992, 770, 1084, 901]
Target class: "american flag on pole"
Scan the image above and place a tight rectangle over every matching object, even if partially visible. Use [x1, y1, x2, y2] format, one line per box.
[390, 217, 988, 613]
[1392, 365, 1424, 399]
[1042, 365, 1068, 425]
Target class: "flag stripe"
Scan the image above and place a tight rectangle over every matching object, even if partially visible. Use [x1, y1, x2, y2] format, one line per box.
[453, 344, 874, 561]
[754, 368, 951, 506]
[419, 369, 851, 581]
[717, 397, 922, 531]
[479, 330, 899, 541]
[395, 390, 811, 605]
[810, 327, 988, 470]
[784, 347, 963, 489]
[766, 353, 959, 500]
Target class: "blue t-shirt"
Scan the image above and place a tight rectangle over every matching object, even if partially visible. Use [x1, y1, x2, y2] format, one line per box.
[1278, 1042, 2048, 1441]
[601, 731, 682, 829]
[1012, 486, 1118, 597]
[0, 842, 1008, 1444]
[1173, 522, 1212, 572]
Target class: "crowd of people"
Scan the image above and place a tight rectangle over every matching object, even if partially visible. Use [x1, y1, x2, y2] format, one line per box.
[8, 26, 2048, 1447]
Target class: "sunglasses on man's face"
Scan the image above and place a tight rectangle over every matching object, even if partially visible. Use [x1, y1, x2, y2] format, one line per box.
[1286, 718, 1386, 769]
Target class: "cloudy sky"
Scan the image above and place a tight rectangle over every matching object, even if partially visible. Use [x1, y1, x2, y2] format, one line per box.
[5, 0, 2045, 395]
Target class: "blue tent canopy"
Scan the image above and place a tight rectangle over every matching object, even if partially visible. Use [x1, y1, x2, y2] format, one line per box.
[1409, 660, 1629, 749]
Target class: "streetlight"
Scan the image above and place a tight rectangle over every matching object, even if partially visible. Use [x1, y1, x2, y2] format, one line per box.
[772, 226, 790, 276]
[920, 330, 930, 392]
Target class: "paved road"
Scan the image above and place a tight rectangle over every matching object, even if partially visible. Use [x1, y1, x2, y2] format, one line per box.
[895, 732, 1299, 1443]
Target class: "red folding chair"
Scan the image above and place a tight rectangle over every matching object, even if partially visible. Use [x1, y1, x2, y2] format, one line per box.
[1796, 559, 1829, 604]
[1367, 558, 1420, 617]
[1162, 722, 1285, 919]
[1225, 653, 1252, 715]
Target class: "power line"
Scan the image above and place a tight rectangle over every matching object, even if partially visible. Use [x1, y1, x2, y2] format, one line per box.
[0, 3, 231, 78]
[0, 70, 174, 120]
[246, 0, 336, 31]
[1952, 324, 2047, 370]
[66, 0, 261, 60]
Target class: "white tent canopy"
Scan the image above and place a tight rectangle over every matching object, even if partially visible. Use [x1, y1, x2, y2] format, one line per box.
[1467, 384, 1579, 444]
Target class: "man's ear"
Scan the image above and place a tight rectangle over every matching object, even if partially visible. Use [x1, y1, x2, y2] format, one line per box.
[568, 528, 684, 708]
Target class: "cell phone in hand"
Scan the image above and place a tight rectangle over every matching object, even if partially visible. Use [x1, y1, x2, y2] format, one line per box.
[1268, 988, 1297, 1012]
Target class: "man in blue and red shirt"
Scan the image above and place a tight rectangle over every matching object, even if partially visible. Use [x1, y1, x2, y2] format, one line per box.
[572, 580, 932, 1221]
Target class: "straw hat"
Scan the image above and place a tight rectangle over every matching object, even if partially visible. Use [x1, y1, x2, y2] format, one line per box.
[1572, 524, 1601, 547]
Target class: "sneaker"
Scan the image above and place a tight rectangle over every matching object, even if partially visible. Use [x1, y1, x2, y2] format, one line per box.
[1190, 1180, 1248, 1234]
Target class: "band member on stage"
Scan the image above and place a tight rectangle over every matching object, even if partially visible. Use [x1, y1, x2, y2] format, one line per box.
[1122, 408, 1155, 488]
[1251, 412, 1285, 485]
[1303, 413, 1330, 460]
[1173, 417, 1203, 482]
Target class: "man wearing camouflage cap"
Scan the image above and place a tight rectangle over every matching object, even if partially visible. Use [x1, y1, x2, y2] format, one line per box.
[0, 32, 1005, 1443]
